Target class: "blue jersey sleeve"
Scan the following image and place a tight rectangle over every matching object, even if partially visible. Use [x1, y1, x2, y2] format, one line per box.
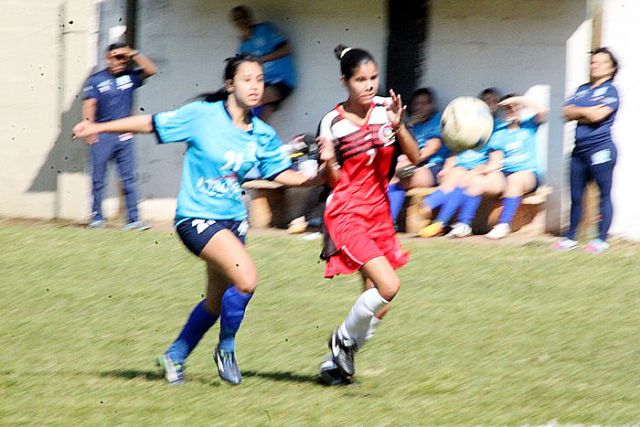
[256, 131, 292, 180]
[602, 84, 619, 112]
[131, 69, 144, 89]
[262, 22, 286, 50]
[152, 102, 205, 144]
[82, 75, 99, 100]
[564, 88, 578, 106]
[486, 131, 504, 152]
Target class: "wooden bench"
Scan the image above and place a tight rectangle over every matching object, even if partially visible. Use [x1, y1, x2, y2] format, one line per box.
[242, 180, 287, 229]
[403, 185, 553, 235]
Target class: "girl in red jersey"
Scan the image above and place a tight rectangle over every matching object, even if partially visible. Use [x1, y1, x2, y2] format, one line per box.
[317, 45, 420, 384]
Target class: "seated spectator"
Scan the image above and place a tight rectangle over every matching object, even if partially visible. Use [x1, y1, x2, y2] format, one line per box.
[479, 87, 502, 117]
[387, 87, 450, 223]
[446, 95, 548, 239]
[287, 185, 330, 234]
[416, 144, 490, 237]
[230, 5, 296, 123]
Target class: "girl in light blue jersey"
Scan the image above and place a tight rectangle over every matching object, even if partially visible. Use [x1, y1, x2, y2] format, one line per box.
[74, 55, 318, 385]
[445, 95, 548, 239]
[415, 142, 490, 238]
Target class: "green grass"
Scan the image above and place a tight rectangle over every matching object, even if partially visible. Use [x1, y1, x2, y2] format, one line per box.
[1, 221, 639, 426]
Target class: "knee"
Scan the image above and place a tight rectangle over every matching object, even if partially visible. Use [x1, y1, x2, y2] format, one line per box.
[234, 269, 258, 294]
[377, 275, 400, 302]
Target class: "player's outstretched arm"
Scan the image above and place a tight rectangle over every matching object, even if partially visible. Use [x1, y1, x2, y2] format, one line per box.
[73, 115, 153, 144]
[273, 166, 325, 187]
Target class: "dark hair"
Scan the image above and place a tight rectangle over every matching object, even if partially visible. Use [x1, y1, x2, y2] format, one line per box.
[591, 47, 619, 79]
[334, 44, 376, 79]
[479, 87, 501, 99]
[411, 87, 436, 104]
[231, 5, 253, 22]
[107, 42, 128, 52]
[197, 54, 261, 103]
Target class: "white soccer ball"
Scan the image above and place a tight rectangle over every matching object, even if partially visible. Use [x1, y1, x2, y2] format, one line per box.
[440, 96, 494, 152]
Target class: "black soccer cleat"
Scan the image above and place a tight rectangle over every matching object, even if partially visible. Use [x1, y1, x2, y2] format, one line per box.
[318, 359, 352, 386]
[328, 330, 358, 377]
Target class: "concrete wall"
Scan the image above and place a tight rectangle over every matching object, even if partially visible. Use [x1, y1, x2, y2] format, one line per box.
[0, 0, 96, 220]
[420, 0, 589, 234]
[131, 0, 387, 221]
[603, 0, 640, 240]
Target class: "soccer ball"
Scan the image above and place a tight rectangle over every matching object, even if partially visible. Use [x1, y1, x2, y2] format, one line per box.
[440, 97, 494, 152]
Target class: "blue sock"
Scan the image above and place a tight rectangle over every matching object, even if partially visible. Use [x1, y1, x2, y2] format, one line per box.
[498, 196, 522, 225]
[425, 189, 446, 210]
[167, 300, 218, 364]
[459, 194, 482, 225]
[435, 187, 464, 225]
[218, 286, 253, 352]
[387, 183, 406, 222]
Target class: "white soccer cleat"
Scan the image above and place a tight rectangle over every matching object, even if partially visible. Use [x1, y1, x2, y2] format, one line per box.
[446, 223, 472, 238]
[485, 223, 511, 240]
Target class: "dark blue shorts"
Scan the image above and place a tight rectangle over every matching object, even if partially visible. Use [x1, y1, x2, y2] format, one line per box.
[503, 170, 542, 192]
[176, 218, 248, 256]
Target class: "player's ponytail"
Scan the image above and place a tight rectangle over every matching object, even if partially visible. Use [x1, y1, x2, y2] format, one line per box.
[334, 44, 376, 79]
[197, 54, 261, 103]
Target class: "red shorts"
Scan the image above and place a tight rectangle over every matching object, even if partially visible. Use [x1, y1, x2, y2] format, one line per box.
[323, 214, 409, 278]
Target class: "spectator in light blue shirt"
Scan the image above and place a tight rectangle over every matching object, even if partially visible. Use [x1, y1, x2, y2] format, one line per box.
[444, 94, 548, 240]
[231, 5, 296, 123]
[387, 88, 450, 223]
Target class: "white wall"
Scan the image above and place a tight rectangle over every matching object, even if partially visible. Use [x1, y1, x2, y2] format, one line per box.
[133, 0, 386, 220]
[602, 0, 640, 240]
[0, 0, 95, 220]
[421, 0, 588, 233]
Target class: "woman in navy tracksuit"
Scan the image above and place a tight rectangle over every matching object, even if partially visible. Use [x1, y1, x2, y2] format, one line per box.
[554, 47, 620, 253]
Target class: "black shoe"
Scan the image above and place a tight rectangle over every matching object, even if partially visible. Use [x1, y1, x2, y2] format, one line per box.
[318, 359, 352, 386]
[328, 330, 358, 377]
[214, 345, 242, 385]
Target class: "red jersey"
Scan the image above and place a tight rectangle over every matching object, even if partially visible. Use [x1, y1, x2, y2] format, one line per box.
[319, 96, 398, 220]
[319, 97, 409, 277]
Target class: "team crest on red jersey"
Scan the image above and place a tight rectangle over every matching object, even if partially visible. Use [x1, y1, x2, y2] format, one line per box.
[378, 123, 396, 146]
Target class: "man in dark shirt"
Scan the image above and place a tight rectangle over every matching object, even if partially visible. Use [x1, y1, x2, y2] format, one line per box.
[82, 43, 157, 229]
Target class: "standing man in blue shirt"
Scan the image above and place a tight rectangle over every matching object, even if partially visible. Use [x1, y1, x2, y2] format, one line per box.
[82, 42, 157, 229]
[230, 5, 296, 123]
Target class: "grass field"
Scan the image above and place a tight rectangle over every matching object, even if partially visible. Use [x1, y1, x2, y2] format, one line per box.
[1, 221, 639, 426]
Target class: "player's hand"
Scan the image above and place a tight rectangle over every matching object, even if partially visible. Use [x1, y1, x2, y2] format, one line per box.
[497, 96, 522, 108]
[385, 89, 407, 129]
[73, 121, 99, 145]
[125, 47, 139, 59]
[317, 137, 336, 162]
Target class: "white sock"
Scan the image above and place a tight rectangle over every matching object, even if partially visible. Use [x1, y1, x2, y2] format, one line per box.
[326, 316, 382, 364]
[338, 288, 388, 347]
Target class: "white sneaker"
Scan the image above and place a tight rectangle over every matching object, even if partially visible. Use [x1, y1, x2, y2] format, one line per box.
[551, 238, 578, 251]
[287, 216, 308, 234]
[486, 223, 511, 240]
[446, 223, 472, 238]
